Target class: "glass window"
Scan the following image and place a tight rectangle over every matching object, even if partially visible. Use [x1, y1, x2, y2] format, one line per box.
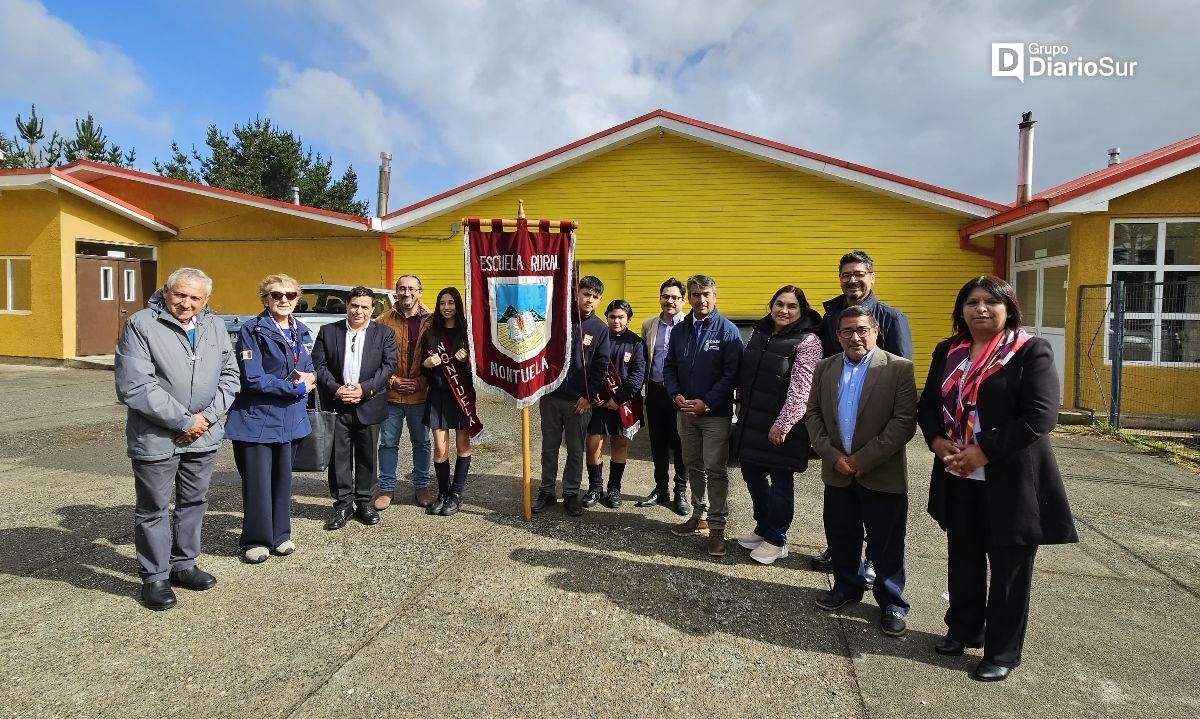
[1109, 220, 1200, 366]
[1015, 269, 1037, 325]
[1165, 223, 1200, 265]
[1042, 264, 1069, 329]
[1015, 225, 1070, 262]
[123, 269, 137, 302]
[100, 267, 114, 301]
[1112, 223, 1158, 265]
[1, 258, 32, 312]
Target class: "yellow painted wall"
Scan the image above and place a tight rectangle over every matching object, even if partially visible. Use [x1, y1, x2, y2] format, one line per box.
[1066, 168, 1200, 418]
[390, 133, 993, 380]
[163, 237, 382, 315]
[86, 176, 382, 314]
[0, 190, 63, 358]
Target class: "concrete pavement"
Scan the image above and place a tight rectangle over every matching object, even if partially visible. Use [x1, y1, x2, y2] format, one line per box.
[0, 364, 1196, 718]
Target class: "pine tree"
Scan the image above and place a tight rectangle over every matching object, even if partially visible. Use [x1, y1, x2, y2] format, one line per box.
[0, 105, 133, 169]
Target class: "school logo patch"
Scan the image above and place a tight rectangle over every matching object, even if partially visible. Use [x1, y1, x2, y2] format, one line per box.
[623, 351, 632, 364]
[582, 333, 593, 347]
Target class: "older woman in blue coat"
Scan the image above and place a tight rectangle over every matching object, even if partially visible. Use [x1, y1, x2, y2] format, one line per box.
[226, 274, 316, 563]
[917, 276, 1077, 683]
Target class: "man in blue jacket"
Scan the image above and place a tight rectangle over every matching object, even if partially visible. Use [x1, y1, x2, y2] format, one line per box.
[535, 276, 611, 517]
[115, 267, 240, 611]
[813, 250, 913, 580]
[665, 274, 743, 556]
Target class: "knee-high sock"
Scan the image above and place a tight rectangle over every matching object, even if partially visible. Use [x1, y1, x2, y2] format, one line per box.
[451, 456, 471, 495]
[607, 461, 626, 493]
[434, 460, 451, 495]
[586, 463, 603, 492]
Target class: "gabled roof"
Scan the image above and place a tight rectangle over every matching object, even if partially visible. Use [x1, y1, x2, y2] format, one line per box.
[0, 167, 178, 234]
[58, 160, 377, 231]
[381, 109, 1008, 232]
[964, 133, 1200, 238]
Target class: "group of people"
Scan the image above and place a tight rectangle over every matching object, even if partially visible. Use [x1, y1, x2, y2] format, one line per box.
[114, 250, 1077, 683]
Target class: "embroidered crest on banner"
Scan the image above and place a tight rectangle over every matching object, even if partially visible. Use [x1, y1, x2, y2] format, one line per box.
[488, 276, 553, 362]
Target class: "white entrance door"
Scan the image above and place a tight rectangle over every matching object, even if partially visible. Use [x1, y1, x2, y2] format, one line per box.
[1014, 259, 1069, 401]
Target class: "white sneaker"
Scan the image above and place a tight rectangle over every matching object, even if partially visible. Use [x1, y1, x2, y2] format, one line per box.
[737, 532, 765, 550]
[243, 546, 269, 564]
[273, 540, 295, 556]
[750, 542, 789, 565]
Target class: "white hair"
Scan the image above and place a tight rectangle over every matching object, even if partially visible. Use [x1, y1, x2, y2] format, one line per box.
[166, 267, 213, 297]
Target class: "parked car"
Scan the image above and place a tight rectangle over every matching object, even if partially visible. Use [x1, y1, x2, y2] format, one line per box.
[218, 284, 397, 343]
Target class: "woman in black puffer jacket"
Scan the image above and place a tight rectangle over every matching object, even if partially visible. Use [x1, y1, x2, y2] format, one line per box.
[734, 285, 823, 565]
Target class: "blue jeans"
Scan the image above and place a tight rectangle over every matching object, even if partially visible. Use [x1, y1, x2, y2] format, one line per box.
[740, 460, 794, 547]
[377, 403, 432, 490]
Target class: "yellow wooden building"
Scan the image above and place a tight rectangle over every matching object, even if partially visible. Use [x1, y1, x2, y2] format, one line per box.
[963, 135, 1200, 421]
[0, 163, 378, 359]
[381, 111, 1006, 382]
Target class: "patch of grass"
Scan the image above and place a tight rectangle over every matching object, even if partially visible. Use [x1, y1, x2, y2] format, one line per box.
[1076, 422, 1200, 474]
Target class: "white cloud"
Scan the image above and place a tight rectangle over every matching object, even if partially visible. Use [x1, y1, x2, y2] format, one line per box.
[0, 0, 162, 133]
[265, 64, 426, 164]
[295, 0, 1198, 203]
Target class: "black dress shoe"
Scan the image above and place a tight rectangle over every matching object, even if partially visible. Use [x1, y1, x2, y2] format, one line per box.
[672, 493, 691, 516]
[810, 548, 833, 572]
[355, 505, 380, 526]
[602, 489, 622, 508]
[634, 490, 660, 507]
[814, 589, 861, 612]
[973, 660, 1013, 682]
[426, 494, 446, 515]
[934, 635, 984, 656]
[532, 492, 557, 513]
[324, 507, 353, 530]
[563, 494, 583, 517]
[169, 566, 216, 591]
[581, 489, 601, 508]
[440, 493, 462, 516]
[141, 580, 177, 611]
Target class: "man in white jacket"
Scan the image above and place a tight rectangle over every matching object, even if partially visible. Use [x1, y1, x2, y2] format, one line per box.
[115, 267, 240, 611]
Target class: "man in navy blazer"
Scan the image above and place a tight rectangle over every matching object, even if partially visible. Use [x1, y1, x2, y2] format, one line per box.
[312, 287, 397, 530]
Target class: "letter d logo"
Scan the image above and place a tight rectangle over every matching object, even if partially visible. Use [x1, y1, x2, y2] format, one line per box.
[991, 43, 1024, 82]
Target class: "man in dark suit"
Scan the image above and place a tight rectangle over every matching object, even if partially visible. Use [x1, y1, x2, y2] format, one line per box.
[806, 305, 917, 638]
[312, 287, 397, 530]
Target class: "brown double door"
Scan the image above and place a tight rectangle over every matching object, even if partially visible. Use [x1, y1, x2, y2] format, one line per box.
[75, 256, 156, 356]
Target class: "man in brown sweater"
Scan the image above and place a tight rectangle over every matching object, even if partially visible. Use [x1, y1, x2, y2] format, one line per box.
[375, 274, 434, 508]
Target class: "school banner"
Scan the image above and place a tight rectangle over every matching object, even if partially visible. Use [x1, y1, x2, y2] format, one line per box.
[464, 218, 575, 408]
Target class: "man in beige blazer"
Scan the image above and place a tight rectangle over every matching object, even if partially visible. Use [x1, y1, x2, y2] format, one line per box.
[805, 305, 917, 638]
[636, 277, 690, 515]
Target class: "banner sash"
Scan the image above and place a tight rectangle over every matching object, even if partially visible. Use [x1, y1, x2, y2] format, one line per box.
[604, 360, 643, 439]
[433, 337, 489, 446]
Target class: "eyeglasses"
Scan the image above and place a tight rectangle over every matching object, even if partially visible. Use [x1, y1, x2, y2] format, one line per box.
[660, 294, 683, 301]
[839, 271, 871, 281]
[837, 327, 874, 338]
[268, 291, 298, 301]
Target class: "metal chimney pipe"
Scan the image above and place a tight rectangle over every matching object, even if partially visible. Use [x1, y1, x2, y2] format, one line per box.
[377, 152, 393, 217]
[1108, 147, 1122, 166]
[1016, 111, 1036, 205]
[292, 186, 300, 205]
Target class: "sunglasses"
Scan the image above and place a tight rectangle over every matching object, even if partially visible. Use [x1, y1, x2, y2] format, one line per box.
[268, 291, 299, 301]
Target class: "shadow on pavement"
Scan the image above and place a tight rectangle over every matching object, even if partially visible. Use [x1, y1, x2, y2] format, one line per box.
[511, 545, 960, 670]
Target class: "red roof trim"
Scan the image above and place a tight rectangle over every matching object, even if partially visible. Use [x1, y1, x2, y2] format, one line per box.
[384, 109, 1008, 220]
[963, 133, 1200, 236]
[58, 160, 372, 226]
[0, 167, 178, 232]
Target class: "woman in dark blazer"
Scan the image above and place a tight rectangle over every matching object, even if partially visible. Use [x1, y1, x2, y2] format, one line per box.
[226, 274, 316, 563]
[917, 275, 1077, 682]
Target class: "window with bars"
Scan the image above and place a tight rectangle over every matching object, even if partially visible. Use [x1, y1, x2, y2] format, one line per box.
[1110, 220, 1200, 365]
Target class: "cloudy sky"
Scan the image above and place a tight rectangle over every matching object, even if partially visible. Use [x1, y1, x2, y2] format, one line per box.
[2, 0, 1195, 211]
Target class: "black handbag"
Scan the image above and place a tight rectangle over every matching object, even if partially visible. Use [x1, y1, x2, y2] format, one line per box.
[293, 390, 336, 472]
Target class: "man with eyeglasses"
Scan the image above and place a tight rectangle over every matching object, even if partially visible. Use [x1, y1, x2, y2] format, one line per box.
[813, 250, 913, 580]
[375, 274, 435, 508]
[637, 277, 691, 515]
[805, 305, 916, 638]
[313, 287, 397, 529]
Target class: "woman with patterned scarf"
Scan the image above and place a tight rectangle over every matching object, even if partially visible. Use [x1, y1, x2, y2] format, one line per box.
[917, 276, 1077, 683]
